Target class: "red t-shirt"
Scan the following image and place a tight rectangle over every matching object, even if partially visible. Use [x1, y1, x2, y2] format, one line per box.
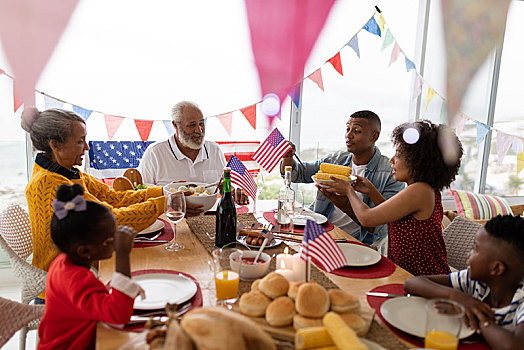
[38, 254, 135, 350]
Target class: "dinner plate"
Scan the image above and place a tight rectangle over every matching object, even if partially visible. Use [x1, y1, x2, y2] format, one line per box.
[337, 243, 381, 267]
[236, 235, 283, 249]
[380, 296, 475, 339]
[273, 211, 327, 226]
[311, 174, 357, 188]
[137, 219, 164, 236]
[133, 273, 197, 310]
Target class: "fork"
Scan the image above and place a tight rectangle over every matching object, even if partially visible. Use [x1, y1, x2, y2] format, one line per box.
[134, 230, 162, 242]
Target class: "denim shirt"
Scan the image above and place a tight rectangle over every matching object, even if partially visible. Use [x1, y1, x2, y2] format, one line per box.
[283, 147, 405, 245]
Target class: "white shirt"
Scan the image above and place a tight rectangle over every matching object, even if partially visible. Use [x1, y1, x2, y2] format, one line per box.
[329, 161, 367, 235]
[138, 135, 226, 186]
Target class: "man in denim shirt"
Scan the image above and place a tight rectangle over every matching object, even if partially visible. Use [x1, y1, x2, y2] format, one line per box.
[280, 110, 404, 253]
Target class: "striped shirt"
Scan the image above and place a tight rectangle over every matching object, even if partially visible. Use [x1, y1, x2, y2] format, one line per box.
[449, 269, 524, 330]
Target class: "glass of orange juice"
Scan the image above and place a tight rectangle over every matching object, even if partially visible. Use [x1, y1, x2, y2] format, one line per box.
[425, 299, 465, 350]
[210, 248, 243, 305]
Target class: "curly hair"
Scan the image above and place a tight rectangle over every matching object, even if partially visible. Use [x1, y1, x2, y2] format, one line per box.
[485, 215, 524, 259]
[391, 120, 463, 190]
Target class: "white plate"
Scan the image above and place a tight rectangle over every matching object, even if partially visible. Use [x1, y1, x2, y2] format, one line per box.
[311, 174, 357, 188]
[273, 211, 327, 226]
[133, 273, 197, 310]
[137, 219, 164, 236]
[236, 236, 283, 249]
[380, 296, 475, 339]
[360, 338, 386, 350]
[337, 243, 381, 267]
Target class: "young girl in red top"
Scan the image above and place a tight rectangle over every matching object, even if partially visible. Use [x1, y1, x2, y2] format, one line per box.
[322, 120, 463, 276]
[38, 184, 144, 350]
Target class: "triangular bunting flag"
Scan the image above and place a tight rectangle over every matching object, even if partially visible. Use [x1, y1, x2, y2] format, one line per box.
[13, 81, 23, 112]
[134, 120, 154, 142]
[405, 57, 416, 71]
[217, 112, 233, 136]
[381, 29, 393, 51]
[454, 112, 469, 136]
[163, 120, 174, 135]
[43, 94, 64, 110]
[346, 36, 360, 58]
[475, 121, 490, 145]
[289, 84, 301, 109]
[496, 131, 515, 165]
[0, 68, 4, 75]
[240, 105, 257, 130]
[388, 42, 400, 66]
[327, 52, 343, 76]
[440, 102, 447, 124]
[308, 68, 324, 91]
[363, 17, 381, 37]
[512, 138, 523, 154]
[378, 13, 385, 33]
[518, 151, 524, 175]
[411, 73, 423, 101]
[104, 115, 125, 140]
[425, 87, 436, 113]
[72, 105, 93, 121]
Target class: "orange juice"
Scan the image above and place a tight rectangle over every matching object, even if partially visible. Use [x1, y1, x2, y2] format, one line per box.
[215, 270, 239, 300]
[425, 330, 458, 350]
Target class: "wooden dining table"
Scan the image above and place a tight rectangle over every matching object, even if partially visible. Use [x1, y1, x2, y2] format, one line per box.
[95, 216, 414, 350]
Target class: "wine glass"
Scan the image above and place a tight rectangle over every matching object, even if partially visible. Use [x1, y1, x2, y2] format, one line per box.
[253, 173, 265, 218]
[164, 190, 186, 251]
[294, 190, 304, 217]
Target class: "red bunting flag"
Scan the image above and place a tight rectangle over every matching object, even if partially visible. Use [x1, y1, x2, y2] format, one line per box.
[327, 52, 343, 76]
[134, 119, 154, 141]
[308, 68, 324, 91]
[217, 112, 233, 136]
[240, 105, 257, 130]
[0, 68, 4, 75]
[104, 115, 125, 140]
[13, 81, 23, 112]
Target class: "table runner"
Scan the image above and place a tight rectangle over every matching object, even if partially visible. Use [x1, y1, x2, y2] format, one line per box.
[134, 218, 173, 248]
[366, 284, 490, 349]
[262, 211, 335, 233]
[330, 241, 396, 279]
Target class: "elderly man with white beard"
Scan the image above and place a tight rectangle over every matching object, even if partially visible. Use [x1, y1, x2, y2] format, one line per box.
[139, 101, 247, 216]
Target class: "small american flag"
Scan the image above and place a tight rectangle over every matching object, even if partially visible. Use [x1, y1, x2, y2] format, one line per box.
[226, 155, 258, 199]
[252, 128, 291, 173]
[301, 220, 347, 272]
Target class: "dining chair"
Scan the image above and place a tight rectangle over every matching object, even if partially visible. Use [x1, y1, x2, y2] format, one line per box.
[442, 215, 482, 271]
[0, 297, 45, 348]
[0, 204, 47, 350]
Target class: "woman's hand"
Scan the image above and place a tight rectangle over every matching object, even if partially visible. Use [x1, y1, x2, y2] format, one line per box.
[352, 175, 375, 195]
[321, 176, 353, 197]
[114, 225, 137, 255]
[449, 290, 494, 331]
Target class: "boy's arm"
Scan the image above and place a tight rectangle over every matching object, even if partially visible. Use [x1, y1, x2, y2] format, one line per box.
[479, 321, 524, 350]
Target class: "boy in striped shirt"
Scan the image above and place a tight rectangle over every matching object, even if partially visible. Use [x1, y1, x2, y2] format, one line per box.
[404, 215, 524, 350]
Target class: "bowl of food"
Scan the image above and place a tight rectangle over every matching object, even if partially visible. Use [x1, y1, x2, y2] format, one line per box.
[230, 250, 271, 281]
[163, 182, 219, 214]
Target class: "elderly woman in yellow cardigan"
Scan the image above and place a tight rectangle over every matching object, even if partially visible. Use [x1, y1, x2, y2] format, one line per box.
[21, 108, 165, 301]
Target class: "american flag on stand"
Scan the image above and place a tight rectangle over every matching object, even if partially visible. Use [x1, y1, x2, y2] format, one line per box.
[301, 220, 347, 272]
[226, 155, 258, 199]
[252, 128, 291, 173]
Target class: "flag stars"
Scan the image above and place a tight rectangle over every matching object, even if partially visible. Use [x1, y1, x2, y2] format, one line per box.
[110, 144, 115, 150]
[123, 145, 128, 150]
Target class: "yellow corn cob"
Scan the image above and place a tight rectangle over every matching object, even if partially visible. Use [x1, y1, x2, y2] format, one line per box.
[312, 347, 337, 350]
[315, 173, 349, 181]
[295, 327, 333, 349]
[323, 312, 368, 350]
[319, 163, 352, 176]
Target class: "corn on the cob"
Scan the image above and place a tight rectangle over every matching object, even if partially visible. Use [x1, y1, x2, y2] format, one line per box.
[323, 312, 368, 350]
[311, 347, 337, 350]
[319, 163, 352, 176]
[315, 173, 349, 181]
[295, 327, 333, 349]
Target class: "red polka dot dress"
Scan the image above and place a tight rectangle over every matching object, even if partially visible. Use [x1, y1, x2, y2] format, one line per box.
[387, 190, 450, 276]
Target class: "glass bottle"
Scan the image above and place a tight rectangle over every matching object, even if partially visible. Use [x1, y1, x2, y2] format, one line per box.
[277, 166, 295, 225]
[215, 167, 237, 247]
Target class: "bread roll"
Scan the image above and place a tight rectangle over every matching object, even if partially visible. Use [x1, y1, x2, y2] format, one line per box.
[112, 176, 134, 191]
[287, 281, 305, 301]
[293, 314, 323, 330]
[185, 307, 276, 350]
[266, 296, 295, 327]
[328, 289, 360, 314]
[181, 313, 246, 350]
[239, 291, 271, 317]
[251, 279, 261, 291]
[296, 282, 330, 318]
[338, 313, 367, 337]
[259, 272, 289, 299]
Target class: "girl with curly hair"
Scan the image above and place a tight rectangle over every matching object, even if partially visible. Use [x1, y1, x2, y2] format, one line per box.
[321, 120, 463, 275]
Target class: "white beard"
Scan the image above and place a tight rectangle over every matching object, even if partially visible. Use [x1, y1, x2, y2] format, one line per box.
[178, 128, 205, 150]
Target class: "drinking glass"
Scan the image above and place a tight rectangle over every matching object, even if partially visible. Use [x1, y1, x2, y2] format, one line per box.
[210, 248, 243, 306]
[164, 190, 186, 251]
[294, 190, 304, 217]
[253, 173, 265, 218]
[425, 299, 465, 350]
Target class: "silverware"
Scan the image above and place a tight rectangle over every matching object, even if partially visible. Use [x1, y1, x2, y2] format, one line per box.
[366, 292, 410, 298]
[128, 303, 192, 324]
[135, 230, 163, 241]
[133, 239, 169, 244]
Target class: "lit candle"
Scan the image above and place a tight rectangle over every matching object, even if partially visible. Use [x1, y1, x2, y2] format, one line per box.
[275, 259, 294, 281]
[276, 247, 294, 273]
[292, 247, 310, 282]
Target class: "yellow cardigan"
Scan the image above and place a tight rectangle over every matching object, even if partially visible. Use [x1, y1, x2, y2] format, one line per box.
[26, 163, 164, 277]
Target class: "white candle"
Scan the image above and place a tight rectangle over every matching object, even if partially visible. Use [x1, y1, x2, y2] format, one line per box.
[292, 248, 311, 282]
[275, 258, 294, 281]
[276, 247, 294, 274]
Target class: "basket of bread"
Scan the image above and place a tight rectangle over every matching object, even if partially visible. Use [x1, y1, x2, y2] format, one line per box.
[312, 163, 356, 187]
